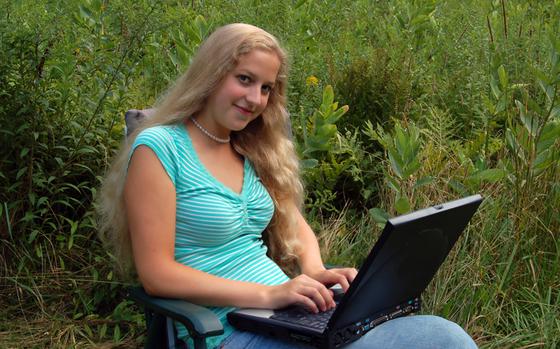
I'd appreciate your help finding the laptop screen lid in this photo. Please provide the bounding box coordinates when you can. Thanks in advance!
[327,194,483,330]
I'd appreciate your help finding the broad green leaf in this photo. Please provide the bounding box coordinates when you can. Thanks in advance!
[77,146,98,155]
[16,167,27,180]
[537,120,560,152]
[369,207,390,224]
[55,157,64,168]
[325,105,349,124]
[551,106,560,119]
[168,52,181,70]
[496,97,507,114]
[402,159,421,179]
[410,14,430,27]
[505,128,527,161]
[516,100,538,137]
[304,138,326,151]
[194,15,208,38]
[84,324,93,338]
[498,65,508,89]
[78,5,96,26]
[68,235,74,250]
[54,145,69,152]
[388,150,404,179]
[322,85,334,109]
[113,325,121,342]
[20,148,29,158]
[28,230,39,244]
[395,196,411,214]
[490,77,501,100]
[295,0,308,9]
[468,168,507,182]
[386,176,400,193]
[70,220,78,235]
[482,95,496,115]
[543,83,555,104]
[394,124,407,154]
[316,124,337,139]
[99,323,107,339]
[414,176,434,189]
[37,197,48,208]
[532,149,553,174]
[300,158,318,169]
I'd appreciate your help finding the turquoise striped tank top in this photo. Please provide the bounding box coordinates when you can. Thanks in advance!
[131,124,289,347]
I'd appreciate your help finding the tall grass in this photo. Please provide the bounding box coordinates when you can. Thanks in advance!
[1,0,558,347]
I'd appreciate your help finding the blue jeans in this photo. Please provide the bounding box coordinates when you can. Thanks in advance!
[217,315,478,349]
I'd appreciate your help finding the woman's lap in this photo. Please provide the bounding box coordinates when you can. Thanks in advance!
[218,315,478,349]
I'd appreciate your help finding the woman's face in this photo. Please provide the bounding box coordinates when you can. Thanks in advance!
[198,49,281,135]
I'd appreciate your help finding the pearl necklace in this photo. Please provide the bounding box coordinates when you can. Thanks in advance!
[190,117,231,144]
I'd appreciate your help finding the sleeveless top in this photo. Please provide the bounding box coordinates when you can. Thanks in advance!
[131,124,290,347]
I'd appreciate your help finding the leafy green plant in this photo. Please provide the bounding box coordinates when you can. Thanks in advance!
[364,120,432,216]
[300,85,349,161]
[297,85,384,215]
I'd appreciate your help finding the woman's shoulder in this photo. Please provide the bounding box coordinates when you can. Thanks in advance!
[137,124,183,139]
[130,124,186,183]
[135,123,188,147]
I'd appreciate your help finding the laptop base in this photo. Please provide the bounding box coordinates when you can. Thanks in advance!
[330,297,421,348]
[227,297,421,349]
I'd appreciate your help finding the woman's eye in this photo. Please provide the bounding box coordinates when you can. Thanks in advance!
[238,75,250,84]
[261,85,272,94]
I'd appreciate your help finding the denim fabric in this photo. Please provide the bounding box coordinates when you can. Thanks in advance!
[217,315,478,349]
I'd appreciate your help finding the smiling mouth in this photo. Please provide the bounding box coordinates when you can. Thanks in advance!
[235,105,253,115]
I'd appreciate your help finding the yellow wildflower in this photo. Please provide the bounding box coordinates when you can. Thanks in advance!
[306,75,319,87]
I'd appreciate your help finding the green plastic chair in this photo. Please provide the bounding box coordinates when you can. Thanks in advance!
[128,286,224,349]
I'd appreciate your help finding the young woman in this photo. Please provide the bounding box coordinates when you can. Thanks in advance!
[99,23,478,348]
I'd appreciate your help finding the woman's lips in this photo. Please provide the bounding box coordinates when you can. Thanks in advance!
[235,105,253,116]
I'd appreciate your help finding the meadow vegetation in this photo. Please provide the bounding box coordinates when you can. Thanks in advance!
[1,0,558,347]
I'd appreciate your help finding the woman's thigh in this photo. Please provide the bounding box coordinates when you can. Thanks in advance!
[219,315,477,349]
[348,315,478,349]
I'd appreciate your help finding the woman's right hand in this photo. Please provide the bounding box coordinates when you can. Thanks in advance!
[264,274,336,313]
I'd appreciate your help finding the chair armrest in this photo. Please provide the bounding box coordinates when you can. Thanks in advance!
[128,287,224,338]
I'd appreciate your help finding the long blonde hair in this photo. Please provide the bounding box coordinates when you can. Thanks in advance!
[98,23,304,278]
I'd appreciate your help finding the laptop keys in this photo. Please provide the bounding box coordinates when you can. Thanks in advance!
[271,307,336,331]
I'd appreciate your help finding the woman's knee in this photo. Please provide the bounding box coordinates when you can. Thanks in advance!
[354,315,477,349]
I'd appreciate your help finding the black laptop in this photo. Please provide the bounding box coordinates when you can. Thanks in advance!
[227,194,483,348]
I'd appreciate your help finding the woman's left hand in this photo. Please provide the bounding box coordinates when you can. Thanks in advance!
[305,267,358,292]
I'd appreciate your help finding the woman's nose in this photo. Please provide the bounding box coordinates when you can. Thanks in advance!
[245,85,261,105]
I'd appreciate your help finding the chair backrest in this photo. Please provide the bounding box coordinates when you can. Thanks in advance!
[125,108,155,136]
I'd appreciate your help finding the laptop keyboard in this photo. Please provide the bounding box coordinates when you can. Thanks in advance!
[271,306,336,331]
